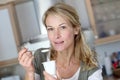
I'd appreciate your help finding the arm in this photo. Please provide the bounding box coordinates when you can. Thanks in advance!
[25,72,35,80]
[25,72,41,80]
[88,69,103,80]
[18,48,35,80]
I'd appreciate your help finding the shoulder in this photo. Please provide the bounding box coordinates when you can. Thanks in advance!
[88,69,103,80]
[88,67,100,76]
[79,66,102,80]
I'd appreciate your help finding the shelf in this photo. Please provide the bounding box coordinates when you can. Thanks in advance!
[91,0,118,6]
[96,18,120,25]
[0,58,18,68]
[86,0,120,45]
[95,34,120,45]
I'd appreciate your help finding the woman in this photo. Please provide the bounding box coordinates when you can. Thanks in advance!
[18,3,103,80]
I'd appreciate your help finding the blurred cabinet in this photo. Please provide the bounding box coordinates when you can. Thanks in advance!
[15,0,40,43]
[0,2,20,68]
[86,0,120,45]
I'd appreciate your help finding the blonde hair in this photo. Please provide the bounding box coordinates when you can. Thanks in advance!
[43,3,98,70]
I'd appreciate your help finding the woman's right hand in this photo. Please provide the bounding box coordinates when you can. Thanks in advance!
[18,48,35,73]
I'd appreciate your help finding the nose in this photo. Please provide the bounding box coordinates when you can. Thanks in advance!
[54,29,61,39]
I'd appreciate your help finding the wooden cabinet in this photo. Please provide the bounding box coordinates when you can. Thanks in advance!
[85,0,120,45]
[0,2,21,68]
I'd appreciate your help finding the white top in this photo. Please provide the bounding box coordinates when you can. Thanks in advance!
[62,67,103,80]
[35,52,103,80]
[35,68,103,80]
[62,67,80,80]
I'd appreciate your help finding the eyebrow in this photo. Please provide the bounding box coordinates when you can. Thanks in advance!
[46,25,52,28]
[46,23,66,28]
[59,23,66,26]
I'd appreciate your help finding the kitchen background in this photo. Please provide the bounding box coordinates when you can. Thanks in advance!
[0,0,120,80]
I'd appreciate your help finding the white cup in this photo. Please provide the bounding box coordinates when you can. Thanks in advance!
[42,60,56,76]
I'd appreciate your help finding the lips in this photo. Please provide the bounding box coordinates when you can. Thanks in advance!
[54,41,64,44]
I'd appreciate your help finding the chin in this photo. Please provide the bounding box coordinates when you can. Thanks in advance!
[54,47,65,52]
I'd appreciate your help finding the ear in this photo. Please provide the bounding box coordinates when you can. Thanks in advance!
[74,26,80,35]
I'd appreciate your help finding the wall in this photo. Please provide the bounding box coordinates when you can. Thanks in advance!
[64,0,91,29]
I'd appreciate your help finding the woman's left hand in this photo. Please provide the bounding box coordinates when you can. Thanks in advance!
[43,71,59,80]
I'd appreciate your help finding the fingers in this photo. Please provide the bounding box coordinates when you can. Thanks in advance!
[19,51,33,63]
[27,56,34,66]
[20,51,32,63]
[18,47,35,73]
[18,47,28,60]
[18,48,33,66]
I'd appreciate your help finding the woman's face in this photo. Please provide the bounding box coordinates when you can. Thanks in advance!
[45,14,78,51]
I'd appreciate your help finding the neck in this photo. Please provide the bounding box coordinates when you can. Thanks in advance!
[56,46,75,65]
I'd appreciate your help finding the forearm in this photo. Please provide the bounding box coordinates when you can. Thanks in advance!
[25,72,35,80]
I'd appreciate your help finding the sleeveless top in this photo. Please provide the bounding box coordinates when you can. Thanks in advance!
[33,48,99,80]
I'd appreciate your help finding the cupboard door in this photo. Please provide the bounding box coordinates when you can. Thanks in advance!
[0,3,20,67]
[86,0,120,45]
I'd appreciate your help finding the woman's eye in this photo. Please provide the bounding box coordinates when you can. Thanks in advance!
[61,26,66,29]
[47,28,54,31]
